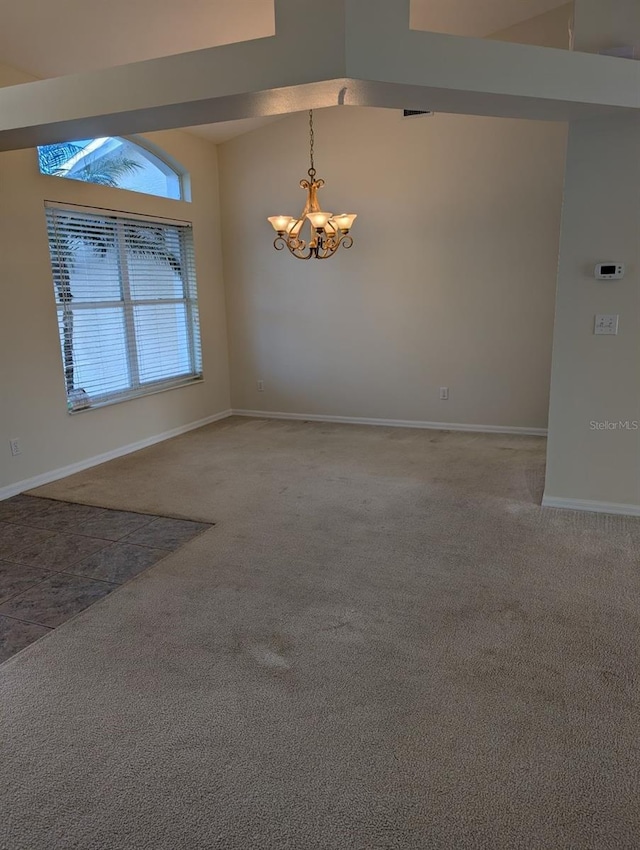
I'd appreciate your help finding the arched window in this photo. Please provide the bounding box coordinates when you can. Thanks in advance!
[37,136,187,201]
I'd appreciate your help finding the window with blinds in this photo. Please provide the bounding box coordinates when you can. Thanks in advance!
[45,203,202,412]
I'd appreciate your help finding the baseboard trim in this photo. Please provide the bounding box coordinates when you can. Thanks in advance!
[0,409,233,501]
[542,495,640,517]
[231,409,547,437]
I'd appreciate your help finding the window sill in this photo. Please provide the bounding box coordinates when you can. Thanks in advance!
[67,376,204,415]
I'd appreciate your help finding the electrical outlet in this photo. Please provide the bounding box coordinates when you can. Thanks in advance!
[257,380,265,392]
[439,387,449,401]
[9,438,22,457]
[594,315,619,335]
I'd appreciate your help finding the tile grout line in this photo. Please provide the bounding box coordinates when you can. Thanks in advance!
[0,611,54,630]
[0,575,54,610]
[1,512,189,569]
[0,553,168,610]
[0,570,122,630]
[0,496,171,543]
[0,516,158,544]
[0,571,113,618]
[0,543,188,629]
[2,540,174,572]
[2,514,212,565]
[5,539,114,571]
[0,543,182,647]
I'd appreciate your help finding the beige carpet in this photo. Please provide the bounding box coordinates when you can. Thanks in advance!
[2,416,639,849]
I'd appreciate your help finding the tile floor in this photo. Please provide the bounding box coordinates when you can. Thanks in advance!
[0,495,213,663]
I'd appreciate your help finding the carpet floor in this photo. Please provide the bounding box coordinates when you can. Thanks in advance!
[1,416,639,849]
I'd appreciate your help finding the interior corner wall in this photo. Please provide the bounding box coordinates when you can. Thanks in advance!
[489,3,574,49]
[0,63,230,494]
[572,0,640,54]
[219,106,567,429]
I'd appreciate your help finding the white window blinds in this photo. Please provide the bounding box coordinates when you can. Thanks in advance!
[45,203,202,412]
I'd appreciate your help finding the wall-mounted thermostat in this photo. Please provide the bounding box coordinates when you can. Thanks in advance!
[595,263,625,281]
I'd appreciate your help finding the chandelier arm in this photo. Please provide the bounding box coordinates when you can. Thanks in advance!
[315,234,354,258]
[275,235,305,254]
[276,228,353,259]
[324,232,340,249]
[316,248,338,260]
[288,230,308,252]
[288,243,315,260]
[314,237,338,259]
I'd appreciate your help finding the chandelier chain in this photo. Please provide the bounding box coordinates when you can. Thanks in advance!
[308,110,315,178]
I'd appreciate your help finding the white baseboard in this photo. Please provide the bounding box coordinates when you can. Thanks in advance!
[542,495,640,517]
[0,409,233,501]
[231,409,547,437]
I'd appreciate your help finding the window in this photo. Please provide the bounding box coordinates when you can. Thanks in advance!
[38,137,185,200]
[45,204,202,412]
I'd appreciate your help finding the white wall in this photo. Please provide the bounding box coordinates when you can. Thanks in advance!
[544,0,640,510]
[219,104,567,429]
[0,63,230,493]
[544,114,640,507]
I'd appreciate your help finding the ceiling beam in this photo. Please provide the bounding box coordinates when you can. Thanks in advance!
[347,0,640,111]
[0,0,347,150]
[0,0,638,151]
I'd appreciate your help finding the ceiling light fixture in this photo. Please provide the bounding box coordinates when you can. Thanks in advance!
[268,110,357,260]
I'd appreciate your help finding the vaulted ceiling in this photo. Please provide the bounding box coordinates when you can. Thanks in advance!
[0,0,569,78]
[0,0,570,143]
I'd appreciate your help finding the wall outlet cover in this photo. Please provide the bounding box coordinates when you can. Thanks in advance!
[594,315,619,335]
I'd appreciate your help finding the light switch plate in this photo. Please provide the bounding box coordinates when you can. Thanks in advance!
[594,315,619,335]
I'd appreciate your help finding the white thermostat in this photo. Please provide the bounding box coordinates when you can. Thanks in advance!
[595,263,625,281]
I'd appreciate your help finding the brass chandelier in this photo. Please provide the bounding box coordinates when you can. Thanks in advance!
[268,110,357,260]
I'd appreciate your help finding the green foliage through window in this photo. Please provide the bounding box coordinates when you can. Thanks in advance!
[38,137,184,200]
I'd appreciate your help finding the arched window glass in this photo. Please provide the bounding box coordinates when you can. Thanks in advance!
[37,137,186,201]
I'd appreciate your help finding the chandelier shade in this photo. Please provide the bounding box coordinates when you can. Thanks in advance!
[268,111,357,260]
[268,215,295,233]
